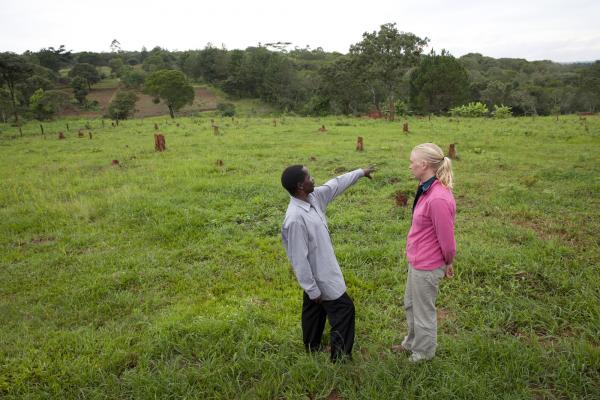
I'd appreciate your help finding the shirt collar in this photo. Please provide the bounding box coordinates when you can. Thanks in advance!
[420,176,437,193]
[290,196,312,212]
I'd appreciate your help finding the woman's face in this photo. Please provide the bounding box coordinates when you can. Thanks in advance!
[409,151,426,181]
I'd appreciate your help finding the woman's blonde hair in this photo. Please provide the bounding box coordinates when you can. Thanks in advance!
[412,143,454,189]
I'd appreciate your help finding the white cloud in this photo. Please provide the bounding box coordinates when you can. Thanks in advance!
[0,0,598,61]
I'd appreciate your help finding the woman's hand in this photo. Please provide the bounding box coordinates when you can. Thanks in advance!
[445,264,454,278]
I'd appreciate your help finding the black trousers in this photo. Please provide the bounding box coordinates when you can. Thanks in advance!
[302,291,355,361]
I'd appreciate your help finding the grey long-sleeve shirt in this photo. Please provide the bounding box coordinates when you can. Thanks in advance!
[281,169,365,300]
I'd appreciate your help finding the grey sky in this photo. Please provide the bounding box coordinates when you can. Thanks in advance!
[1,0,599,62]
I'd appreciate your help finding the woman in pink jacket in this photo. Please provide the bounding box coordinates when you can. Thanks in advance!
[396,143,456,362]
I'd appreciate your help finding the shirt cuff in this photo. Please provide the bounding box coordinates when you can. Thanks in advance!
[306,287,322,300]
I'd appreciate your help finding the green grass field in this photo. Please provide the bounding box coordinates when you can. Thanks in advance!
[1,115,599,399]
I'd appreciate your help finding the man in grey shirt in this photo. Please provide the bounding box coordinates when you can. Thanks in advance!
[281,164,374,361]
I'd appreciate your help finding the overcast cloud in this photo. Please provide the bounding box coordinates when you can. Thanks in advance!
[1,0,598,62]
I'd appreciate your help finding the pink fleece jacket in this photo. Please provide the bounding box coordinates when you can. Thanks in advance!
[406,180,456,270]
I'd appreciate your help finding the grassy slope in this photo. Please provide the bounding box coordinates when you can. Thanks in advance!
[0,116,599,399]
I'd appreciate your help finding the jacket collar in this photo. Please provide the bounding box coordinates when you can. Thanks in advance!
[420,176,437,193]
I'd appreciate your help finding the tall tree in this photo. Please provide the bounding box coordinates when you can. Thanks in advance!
[144,70,194,118]
[121,70,146,89]
[29,89,70,120]
[196,45,230,83]
[36,45,72,72]
[349,23,428,111]
[76,52,104,66]
[0,52,33,123]
[261,53,306,110]
[142,52,170,73]
[110,39,122,53]
[108,58,125,77]
[317,56,370,114]
[480,80,509,109]
[0,87,12,123]
[578,61,600,112]
[409,50,470,114]
[69,63,101,90]
[108,90,138,120]
[221,47,271,98]
[71,76,89,105]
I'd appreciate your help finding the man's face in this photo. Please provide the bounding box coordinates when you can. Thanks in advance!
[299,167,315,194]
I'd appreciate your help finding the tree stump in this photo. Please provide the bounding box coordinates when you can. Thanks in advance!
[58,132,65,140]
[154,134,166,152]
[216,159,224,167]
[154,123,159,130]
[403,122,409,134]
[111,160,120,166]
[356,136,364,151]
[212,125,220,135]
[448,144,457,159]
[387,103,395,121]
[78,129,85,138]
[395,191,408,207]
[318,125,327,132]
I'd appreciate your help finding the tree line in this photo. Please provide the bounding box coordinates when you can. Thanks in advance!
[1,23,599,123]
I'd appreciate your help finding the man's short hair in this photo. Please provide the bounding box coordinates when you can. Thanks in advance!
[281,165,306,196]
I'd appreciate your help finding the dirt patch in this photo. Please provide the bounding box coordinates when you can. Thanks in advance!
[310,391,342,400]
[57,87,218,118]
[30,236,55,245]
[58,88,116,118]
[14,236,56,247]
[455,193,476,208]
[327,391,342,400]
[134,87,218,118]
[512,219,578,244]
[394,191,409,207]
[437,308,451,321]
[529,383,568,400]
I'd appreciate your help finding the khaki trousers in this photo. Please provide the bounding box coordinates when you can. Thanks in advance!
[402,264,446,358]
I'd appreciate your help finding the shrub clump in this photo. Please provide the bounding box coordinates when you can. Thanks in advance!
[493,104,513,119]
[217,102,236,117]
[450,102,489,117]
